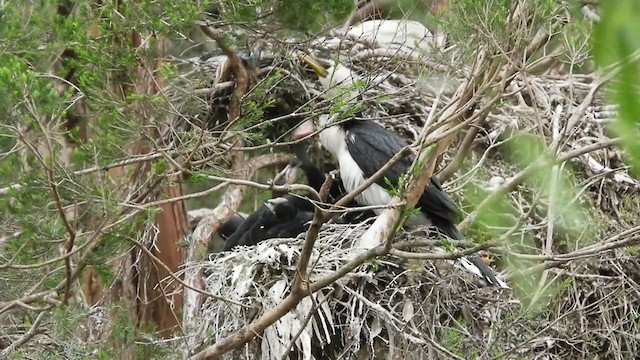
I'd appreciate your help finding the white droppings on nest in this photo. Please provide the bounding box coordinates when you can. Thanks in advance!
[188,220,511,359]
[488,176,506,192]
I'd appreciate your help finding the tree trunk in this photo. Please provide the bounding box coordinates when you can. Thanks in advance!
[53,0,187,348]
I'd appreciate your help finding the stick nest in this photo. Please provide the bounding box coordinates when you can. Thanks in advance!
[180,20,640,360]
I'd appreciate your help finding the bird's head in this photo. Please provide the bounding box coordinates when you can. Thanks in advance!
[264,197,296,219]
[273,158,302,187]
[291,115,338,142]
[296,54,359,153]
[298,54,358,99]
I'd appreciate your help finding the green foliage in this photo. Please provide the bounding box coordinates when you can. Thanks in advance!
[593,0,640,176]
[208,0,351,33]
[236,72,288,144]
[463,181,517,242]
[503,131,589,244]
[0,1,205,352]
[327,79,366,119]
[0,54,66,120]
[272,0,353,32]
[445,0,511,50]
[112,305,137,346]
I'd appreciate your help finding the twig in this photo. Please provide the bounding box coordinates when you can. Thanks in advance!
[489,292,611,360]
[390,242,496,260]
[184,23,252,355]
[17,125,77,304]
[437,126,480,182]
[0,311,48,356]
[529,103,564,307]
[459,138,621,230]
[123,154,292,209]
[293,172,335,292]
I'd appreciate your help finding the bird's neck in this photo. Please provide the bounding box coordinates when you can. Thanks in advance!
[318,125,347,158]
[321,73,359,101]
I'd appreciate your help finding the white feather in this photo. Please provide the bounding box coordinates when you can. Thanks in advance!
[318,122,391,212]
[318,116,432,228]
[346,20,442,54]
[319,63,360,100]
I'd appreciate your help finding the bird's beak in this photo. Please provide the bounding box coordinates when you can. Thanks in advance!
[299,54,329,78]
[292,119,315,140]
[264,197,288,214]
[273,159,301,186]
[264,200,276,213]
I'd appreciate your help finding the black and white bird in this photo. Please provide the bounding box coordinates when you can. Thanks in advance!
[288,137,378,224]
[296,55,508,288]
[222,140,376,251]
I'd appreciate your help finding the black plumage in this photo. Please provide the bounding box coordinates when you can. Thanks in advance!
[218,213,246,241]
[344,120,503,287]
[261,198,315,239]
[294,117,505,287]
[291,140,377,224]
[222,142,318,251]
[342,120,461,238]
[222,195,314,251]
[291,141,327,195]
[222,139,375,252]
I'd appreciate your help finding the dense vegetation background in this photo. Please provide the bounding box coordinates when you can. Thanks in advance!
[0,0,639,359]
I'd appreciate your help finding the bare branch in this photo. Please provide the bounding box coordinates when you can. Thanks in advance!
[0,311,48,356]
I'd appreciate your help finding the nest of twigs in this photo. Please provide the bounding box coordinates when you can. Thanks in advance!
[192,223,512,359]
[180,18,640,360]
[191,224,640,359]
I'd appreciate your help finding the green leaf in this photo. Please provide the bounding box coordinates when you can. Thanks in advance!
[593,0,640,176]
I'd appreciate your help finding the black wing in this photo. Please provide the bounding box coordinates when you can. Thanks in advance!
[344,120,460,235]
[344,121,504,287]
[265,211,313,239]
[222,206,271,251]
[420,175,462,238]
[223,195,315,251]
[344,120,415,190]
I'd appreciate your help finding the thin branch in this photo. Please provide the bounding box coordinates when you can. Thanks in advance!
[184,23,253,355]
[459,138,620,230]
[0,311,48,356]
[390,242,495,260]
[437,126,480,182]
[293,173,335,292]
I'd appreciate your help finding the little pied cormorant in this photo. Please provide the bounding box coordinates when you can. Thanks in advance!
[221,141,335,251]
[222,140,376,251]
[220,155,303,250]
[222,150,315,251]
[222,193,314,251]
[296,55,507,288]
